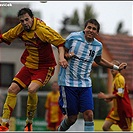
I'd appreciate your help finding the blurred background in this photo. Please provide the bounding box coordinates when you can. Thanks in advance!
[0,1,133,131]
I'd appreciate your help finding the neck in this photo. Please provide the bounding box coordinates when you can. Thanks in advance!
[85,36,94,43]
[86,38,94,43]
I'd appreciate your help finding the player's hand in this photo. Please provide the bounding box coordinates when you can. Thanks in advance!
[104,98,112,103]
[59,58,68,68]
[119,62,127,70]
[65,52,75,59]
[98,92,107,99]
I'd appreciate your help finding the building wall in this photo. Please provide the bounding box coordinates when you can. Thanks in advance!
[0,47,23,74]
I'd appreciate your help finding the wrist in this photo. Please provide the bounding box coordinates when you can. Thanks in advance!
[69,53,72,57]
[113,64,119,70]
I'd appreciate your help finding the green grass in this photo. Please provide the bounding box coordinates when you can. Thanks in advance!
[94,119,133,131]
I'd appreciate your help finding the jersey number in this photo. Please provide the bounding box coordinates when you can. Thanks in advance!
[89,50,95,57]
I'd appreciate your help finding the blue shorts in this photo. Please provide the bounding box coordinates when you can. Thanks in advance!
[58,86,94,116]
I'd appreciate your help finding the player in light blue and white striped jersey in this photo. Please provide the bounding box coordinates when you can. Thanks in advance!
[58,31,102,87]
[57,19,127,131]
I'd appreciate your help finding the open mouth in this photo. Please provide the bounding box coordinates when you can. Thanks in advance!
[88,33,93,37]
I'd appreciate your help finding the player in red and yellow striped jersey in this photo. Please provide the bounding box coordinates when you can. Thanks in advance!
[98,60,133,131]
[45,81,64,131]
[0,8,68,131]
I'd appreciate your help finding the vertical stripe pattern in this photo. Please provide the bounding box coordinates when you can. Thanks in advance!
[58,31,102,87]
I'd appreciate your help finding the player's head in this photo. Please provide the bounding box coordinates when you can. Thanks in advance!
[84,19,100,42]
[111,60,121,76]
[84,19,100,32]
[51,81,59,93]
[17,8,34,32]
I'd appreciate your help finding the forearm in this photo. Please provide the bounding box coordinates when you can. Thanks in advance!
[58,46,65,60]
[58,46,68,68]
[98,58,113,69]
[105,94,116,99]
[98,92,116,100]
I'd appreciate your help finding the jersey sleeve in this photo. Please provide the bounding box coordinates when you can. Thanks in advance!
[1,23,22,45]
[64,33,75,49]
[96,42,103,56]
[97,47,102,56]
[115,75,125,97]
[36,25,65,47]
[64,39,73,50]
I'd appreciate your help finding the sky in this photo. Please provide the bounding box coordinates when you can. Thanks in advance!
[29,1,133,36]
[1,1,132,36]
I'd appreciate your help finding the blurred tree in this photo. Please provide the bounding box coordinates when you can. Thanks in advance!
[83,5,97,26]
[60,16,71,34]
[116,21,128,35]
[60,4,97,34]
[70,9,80,26]
[62,16,71,26]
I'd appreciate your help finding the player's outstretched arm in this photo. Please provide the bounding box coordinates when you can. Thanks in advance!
[98,92,116,100]
[95,56,114,69]
[95,56,127,71]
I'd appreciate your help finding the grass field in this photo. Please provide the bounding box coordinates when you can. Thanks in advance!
[94,120,133,131]
[67,119,133,131]
[1,117,133,131]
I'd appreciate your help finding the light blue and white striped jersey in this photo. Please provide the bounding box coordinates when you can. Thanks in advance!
[58,31,103,87]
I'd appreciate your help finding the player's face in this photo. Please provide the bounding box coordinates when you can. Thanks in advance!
[111,69,118,77]
[52,83,59,92]
[84,23,98,42]
[19,13,33,32]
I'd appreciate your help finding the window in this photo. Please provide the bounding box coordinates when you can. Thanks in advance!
[0,63,14,87]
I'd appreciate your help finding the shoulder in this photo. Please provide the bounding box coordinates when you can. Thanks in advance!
[35,18,47,30]
[69,31,83,36]
[35,18,60,35]
[93,38,102,47]
[117,74,125,81]
[47,92,53,97]
[115,73,125,84]
[11,23,23,33]
[35,17,46,26]
[66,31,84,41]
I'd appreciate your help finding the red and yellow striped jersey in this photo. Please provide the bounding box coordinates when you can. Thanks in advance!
[1,17,65,69]
[45,91,63,123]
[110,73,133,120]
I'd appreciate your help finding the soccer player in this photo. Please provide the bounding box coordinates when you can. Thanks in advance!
[57,19,127,131]
[98,60,133,131]
[45,81,64,131]
[0,8,68,131]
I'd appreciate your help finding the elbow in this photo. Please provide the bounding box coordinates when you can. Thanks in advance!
[95,60,101,65]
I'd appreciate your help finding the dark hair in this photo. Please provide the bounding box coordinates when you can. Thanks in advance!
[84,18,100,33]
[17,8,34,18]
[112,60,120,66]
